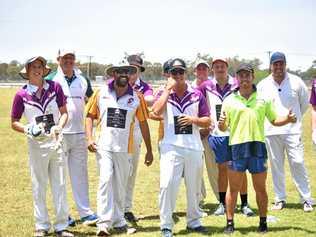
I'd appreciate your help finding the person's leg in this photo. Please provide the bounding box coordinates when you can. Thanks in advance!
[125,136,141,217]
[159,145,184,232]
[112,152,132,228]
[226,169,244,220]
[29,146,51,232]
[202,137,219,200]
[184,149,204,229]
[65,134,94,218]
[284,134,313,209]
[265,135,287,206]
[48,149,69,232]
[96,150,115,232]
[239,173,254,216]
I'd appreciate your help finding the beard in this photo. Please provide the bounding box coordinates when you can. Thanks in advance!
[116,75,129,87]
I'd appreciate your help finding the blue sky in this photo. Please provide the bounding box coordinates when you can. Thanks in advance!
[1,0,315,70]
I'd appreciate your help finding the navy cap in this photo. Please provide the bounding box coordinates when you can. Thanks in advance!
[127,54,145,72]
[270,52,286,64]
[162,59,173,73]
[169,58,186,71]
[236,63,254,74]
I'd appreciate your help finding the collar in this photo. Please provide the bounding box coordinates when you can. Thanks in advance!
[234,84,257,93]
[25,80,49,95]
[108,79,134,96]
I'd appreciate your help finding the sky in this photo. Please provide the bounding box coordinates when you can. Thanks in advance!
[1,0,316,70]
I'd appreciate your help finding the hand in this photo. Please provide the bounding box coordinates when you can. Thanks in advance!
[24,123,45,137]
[178,115,196,126]
[312,129,316,145]
[144,151,153,166]
[218,111,227,128]
[287,109,297,123]
[87,139,97,152]
[165,77,177,91]
[49,125,62,139]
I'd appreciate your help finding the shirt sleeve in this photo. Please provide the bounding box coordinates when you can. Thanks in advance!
[11,92,24,120]
[298,79,309,115]
[54,82,67,107]
[143,84,154,97]
[85,89,100,119]
[136,93,149,122]
[85,77,94,98]
[265,99,277,123]
[198,93,210,117]
[197,81,207,98]
[310,80,316,106]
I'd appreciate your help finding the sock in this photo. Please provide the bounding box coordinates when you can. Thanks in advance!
[219,192,226,205]
[260,217,267,225]
[240,193,248,207]
[227,219,234,226]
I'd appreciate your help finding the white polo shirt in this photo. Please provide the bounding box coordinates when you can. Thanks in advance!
[257,72,309,136]
[198,76,238,137]
[53,66,88,134]
[159,85,210,151]
[86,81,148,153]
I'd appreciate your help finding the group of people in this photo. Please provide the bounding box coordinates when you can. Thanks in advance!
[10,50,315,237]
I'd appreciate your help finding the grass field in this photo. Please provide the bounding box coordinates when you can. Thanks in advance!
[0,87,315,237]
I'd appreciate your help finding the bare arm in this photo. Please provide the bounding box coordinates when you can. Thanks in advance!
[85,115,97,152]
[58,105,68,128]
[11,119,25,133]
[177,115,211,128]
[271,109,297,126]
[139,120,154,166]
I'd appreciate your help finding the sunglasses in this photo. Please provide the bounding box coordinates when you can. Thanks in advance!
[171,69,185,75]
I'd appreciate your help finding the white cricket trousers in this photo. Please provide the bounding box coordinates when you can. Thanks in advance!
[201,137,219,201]
[28,143,69,232]
[125,135,142,212]
[63,134,93,218]
[265,134,313,203]
[159,144,204,230]
[96,150,132,229]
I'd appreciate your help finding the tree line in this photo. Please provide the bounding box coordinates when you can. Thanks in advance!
[1,56,315,83]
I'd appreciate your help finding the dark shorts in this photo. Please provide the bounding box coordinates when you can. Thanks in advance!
[228,141,268,174]
[208,136,231,164]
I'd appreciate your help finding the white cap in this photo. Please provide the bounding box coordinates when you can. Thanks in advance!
[58,49,75,58]
[194,59,210,69]
[211,57,228,67]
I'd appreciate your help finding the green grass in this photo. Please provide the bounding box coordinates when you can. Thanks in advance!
[0,88,315,237]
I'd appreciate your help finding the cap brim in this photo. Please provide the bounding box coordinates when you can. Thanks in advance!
[195,62,210,68]
[212,59,228,67]
[170,66,186,71]
[106,65,138,76]
[130,63,145,72]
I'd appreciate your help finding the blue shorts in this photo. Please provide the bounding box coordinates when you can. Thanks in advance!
[228,141,268,174]
[208,136,231,164]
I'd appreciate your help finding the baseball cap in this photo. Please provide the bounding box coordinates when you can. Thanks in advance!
[58,49,76,58]
[270,52,286,64]
[127,54,145,72]
[19,56,51,80]
[194,59,210,69]
[169,58,186,71]
[236,63,254,74]
[211,57,228,67]
[163,59,173,73]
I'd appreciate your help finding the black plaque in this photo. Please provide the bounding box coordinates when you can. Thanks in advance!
[174,116,193,135]
[215,104,222,121]
[107,108,127,129]
[35,114,55,133]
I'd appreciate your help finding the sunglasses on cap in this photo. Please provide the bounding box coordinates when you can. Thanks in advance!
[171,68,185,76]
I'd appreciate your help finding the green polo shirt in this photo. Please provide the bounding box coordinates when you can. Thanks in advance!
[222,88,277,145]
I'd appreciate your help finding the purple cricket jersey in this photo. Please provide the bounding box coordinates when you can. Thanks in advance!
[310,79,316,106]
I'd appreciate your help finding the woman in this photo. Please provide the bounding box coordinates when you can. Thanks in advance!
[11,56,73,237]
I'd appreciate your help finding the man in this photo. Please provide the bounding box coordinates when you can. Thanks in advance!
[152,58,211,237]
[123,54,154,222]
[198,58,254,216]
[257,52,313,212]
[219,63,296,234]
[192,59,219,206]
[50,50,98,226]
[310,77,316,147]
[85,63,153,236]
[11,56,73,237]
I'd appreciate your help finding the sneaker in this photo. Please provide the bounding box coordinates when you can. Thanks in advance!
[201,211,208,217]
[241,205,255,217]
[34,229,48,237]
[258,223,268,233]
[271,201,286,210]
[124,212,138,222]
[186,225,208,233]
[96,227,111,236]
[303,201,313,212]
[224,224,234,234]
[55,230,74,237]
[114,225,137,235]
[81,213,98,226]
[68,216,76,227]
[214,203,225,216]
[161,228,173,237]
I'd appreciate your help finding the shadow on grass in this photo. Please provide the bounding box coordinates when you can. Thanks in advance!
[176,225,316,235]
